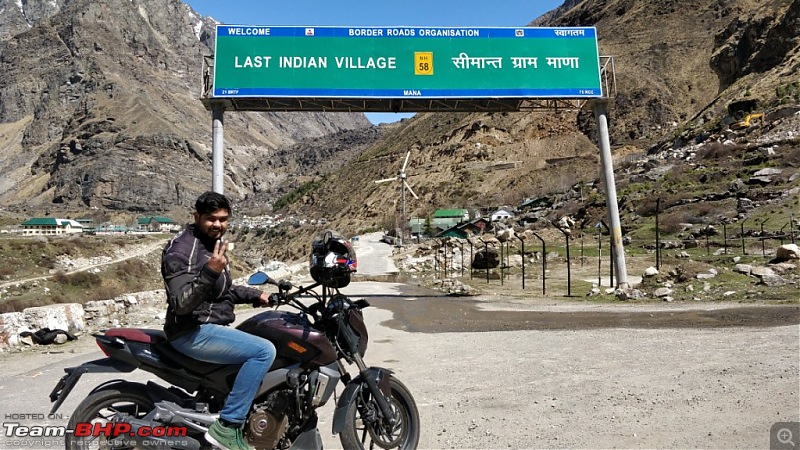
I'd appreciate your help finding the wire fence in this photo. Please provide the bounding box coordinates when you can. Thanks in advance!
[425,212,798,297]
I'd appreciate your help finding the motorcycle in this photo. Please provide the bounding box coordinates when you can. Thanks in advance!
[48,271,420,450]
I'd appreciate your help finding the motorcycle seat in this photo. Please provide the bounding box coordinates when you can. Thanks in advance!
[104,328,236,382]
[153,341,234,376]
[105,328,165,344]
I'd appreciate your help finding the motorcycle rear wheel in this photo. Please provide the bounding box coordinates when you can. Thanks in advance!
[65,382,154,450]
[339,376,420,450]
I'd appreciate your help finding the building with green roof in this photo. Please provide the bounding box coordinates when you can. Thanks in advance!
[433,209,469,220]
[21,218,84,236]
[430,209,470,233]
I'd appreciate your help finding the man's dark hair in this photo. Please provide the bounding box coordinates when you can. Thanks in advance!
[195,191,232,216]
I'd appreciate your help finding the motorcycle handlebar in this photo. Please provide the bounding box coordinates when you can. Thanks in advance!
[248,271,335,311]
[266,280,294,306]
[267,292,285,306]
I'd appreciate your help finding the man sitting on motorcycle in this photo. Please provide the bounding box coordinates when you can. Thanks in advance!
[161,191,276,450]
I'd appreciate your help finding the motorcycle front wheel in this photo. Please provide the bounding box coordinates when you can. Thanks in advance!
[65,382,155,450]
[339,376,420,450]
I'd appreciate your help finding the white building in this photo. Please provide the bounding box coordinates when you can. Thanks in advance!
[20,218,84,236]
[490,208,515,222]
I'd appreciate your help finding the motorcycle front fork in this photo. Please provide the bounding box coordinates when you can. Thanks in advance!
[340,351,396,427]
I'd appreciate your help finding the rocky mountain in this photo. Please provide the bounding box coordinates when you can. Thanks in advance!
[0,0,67,41]
[247,0,798,262]
[536,0,799,146]
[1,0,798,268]
[0,0,370,214]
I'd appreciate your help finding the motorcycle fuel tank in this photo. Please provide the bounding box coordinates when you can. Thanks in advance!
[237,311,336,368]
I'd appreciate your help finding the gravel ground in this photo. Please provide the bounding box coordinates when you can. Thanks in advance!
[1,231,797,449]
[0,280,796,450]
[313,281,800,450]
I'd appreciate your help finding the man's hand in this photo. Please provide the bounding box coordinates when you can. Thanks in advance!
[207,239,228,273]
[258,292,273,307]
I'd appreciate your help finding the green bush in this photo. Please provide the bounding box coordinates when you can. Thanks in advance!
[38,255,57,269]
[273,180,323,210]
[776,82,800,103]
[112,259,152,281]
[53,271,103,288]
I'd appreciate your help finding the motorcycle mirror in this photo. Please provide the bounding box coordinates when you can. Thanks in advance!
[247,271,269,285]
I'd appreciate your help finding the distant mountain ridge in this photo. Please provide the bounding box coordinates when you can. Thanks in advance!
[0,0,370,214]
[252,0,799,261]
[0,0,798,248]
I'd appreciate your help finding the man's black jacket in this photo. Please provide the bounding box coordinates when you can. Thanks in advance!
[161,224,261,339]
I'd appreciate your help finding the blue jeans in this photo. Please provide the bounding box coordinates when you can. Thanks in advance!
[170,323,276,424]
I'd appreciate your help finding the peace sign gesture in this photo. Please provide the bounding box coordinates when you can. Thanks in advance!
[207,239,228,273]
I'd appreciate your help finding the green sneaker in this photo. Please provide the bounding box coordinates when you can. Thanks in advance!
[205,419,254,450]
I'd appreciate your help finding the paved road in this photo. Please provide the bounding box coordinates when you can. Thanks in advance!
[351,231,399,276]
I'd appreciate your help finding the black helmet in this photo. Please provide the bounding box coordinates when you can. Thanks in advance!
[309,231,357,288]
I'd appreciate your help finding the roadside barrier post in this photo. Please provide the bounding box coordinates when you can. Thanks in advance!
[723,223,728,255]
[741,219,748,255]
[580,229,585,267]
[780,221,789,246]
[443,240,448,279]
[499,241,504,286]
[458,241,465,277]
[467,239,474,280]
[655,198,661,269]
[531,232,546,295]
[478,238,489,284]
[553,220,572,297]
[516,235,526,290]
[596,223,603,287]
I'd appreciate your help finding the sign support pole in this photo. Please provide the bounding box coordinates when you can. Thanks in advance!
[212,107,225,194]
[593,99,628,289]
[400,174,406,247]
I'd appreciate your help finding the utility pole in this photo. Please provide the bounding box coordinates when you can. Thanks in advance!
[212,108,225,194]
[400,170,407,246]
[593,99,628,289]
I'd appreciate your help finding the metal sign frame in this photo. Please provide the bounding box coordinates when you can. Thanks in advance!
[202,26,612,112]
[198,26,629,290]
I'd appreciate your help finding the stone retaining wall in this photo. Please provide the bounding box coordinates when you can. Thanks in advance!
[0,265,305,351]
[0,290,165,351]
